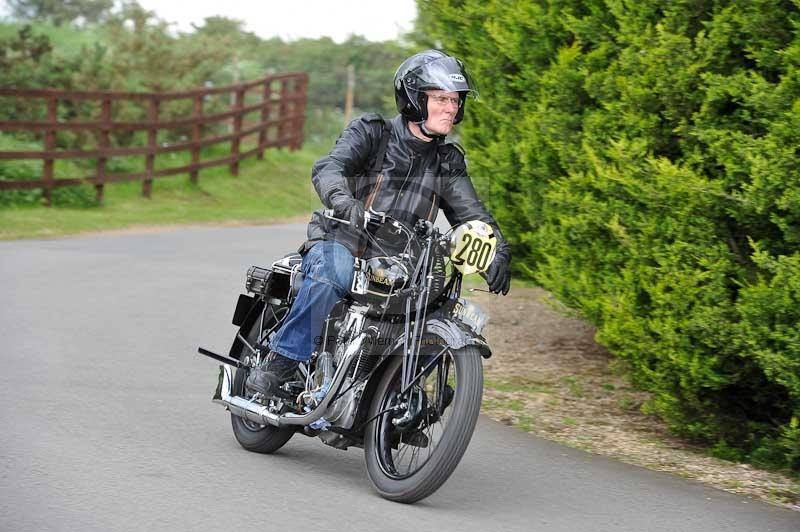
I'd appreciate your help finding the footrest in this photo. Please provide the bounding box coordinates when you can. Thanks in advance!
[198,347,246,369]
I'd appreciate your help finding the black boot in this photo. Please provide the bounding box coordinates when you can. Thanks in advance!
[245,351,300,397]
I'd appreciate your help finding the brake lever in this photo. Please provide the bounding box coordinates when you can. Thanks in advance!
[322,209,348,225]
[322,209,374,230]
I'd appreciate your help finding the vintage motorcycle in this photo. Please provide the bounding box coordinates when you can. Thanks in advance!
[198,208,498,503]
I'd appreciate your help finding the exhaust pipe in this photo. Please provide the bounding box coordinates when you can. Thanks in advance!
[212,341,362,428]
[213,364,284,426]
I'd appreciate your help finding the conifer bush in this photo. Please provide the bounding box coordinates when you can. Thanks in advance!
[418,0,800,469]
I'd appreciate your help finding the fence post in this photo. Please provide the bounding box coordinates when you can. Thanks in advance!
[278,79,290,148]
[230,87,245,176]
[257,79,271,160]
[343,64,355,126]
[1,76,309,201]
[144,97,159,198]
[190,94,203,183]
[292,75,307,151]
[96,98,111,204]
[43,97,57,207]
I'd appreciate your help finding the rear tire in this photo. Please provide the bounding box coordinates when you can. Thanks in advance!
[364,345,483,503]
[230,366,294,454]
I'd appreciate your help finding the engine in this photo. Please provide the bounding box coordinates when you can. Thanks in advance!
[316,305,403,430]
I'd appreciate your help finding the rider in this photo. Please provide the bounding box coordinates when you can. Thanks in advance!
[246,50,512,397]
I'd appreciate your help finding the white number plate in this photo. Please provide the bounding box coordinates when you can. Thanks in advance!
[450,220,497,275]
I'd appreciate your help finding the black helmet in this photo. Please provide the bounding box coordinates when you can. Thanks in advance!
[394,49,478,125]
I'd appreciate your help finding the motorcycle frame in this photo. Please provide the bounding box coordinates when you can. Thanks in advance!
[201,215,492,439]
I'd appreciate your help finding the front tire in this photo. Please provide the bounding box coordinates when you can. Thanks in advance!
[230,366,294,453]
[364,345,483,503]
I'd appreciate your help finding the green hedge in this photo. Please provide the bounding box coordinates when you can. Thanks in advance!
[418,0,800,470]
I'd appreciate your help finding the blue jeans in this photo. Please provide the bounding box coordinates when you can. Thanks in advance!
[268,241,355,362]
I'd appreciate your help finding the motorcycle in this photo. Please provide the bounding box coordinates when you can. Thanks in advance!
[198,208,499,503]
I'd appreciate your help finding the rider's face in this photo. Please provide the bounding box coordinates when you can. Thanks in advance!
[424,90,460,136]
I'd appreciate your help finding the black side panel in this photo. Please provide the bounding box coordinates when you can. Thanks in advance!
[229,298,265,359]
[232,294,256,326]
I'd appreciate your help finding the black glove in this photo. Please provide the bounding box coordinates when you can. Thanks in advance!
[485,251,511,295]
[331,196,365,233]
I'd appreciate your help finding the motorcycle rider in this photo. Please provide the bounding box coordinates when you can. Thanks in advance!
[246,50,512,397]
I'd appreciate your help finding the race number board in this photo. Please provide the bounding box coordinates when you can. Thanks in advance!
[450,220,497,275]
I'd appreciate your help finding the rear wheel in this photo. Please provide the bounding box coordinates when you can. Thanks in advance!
[230,365,295,453]
[364,345,483,503]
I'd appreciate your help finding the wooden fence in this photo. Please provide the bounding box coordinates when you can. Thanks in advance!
[0,73,308,205]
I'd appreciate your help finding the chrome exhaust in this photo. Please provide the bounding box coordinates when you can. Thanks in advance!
[212,341,363,428]
[213,364,283,426]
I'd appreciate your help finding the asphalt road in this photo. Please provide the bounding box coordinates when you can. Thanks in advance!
[1,223,797,532]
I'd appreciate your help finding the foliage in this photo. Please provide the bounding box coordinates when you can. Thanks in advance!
[225,34,408,119]
[0,4,411,206]
[0,6,410,118]
[0,134,44,206]
[0,143,323,239]
[7,0,114,26]
[417,0,800,471]
[0,134,96,207]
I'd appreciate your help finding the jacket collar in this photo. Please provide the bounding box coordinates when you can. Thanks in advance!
[391,114,440,156]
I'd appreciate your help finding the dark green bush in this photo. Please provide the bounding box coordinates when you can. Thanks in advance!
[0,134,96,208]
[418,0,800,470]
[0,153,42,207]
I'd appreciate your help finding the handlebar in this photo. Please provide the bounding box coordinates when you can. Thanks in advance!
[322,208,351,226]
[322,207,436,242]
[322,208,388,229]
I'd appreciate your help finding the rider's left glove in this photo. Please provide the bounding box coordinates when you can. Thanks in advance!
[485,251,511,295]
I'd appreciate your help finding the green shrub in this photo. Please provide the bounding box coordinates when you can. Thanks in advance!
[0,135,42,206]
[418,0,800,470]
[0,134,96,208]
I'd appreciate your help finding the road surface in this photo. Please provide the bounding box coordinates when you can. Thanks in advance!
[1,224,797,531]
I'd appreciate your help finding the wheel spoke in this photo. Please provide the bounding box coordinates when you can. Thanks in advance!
[409,437,420,475]
[375,348,462,480]
[425,397,433,461]
[395,432,411,473]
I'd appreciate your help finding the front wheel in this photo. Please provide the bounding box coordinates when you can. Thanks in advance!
[230,366,295,453]
[364,345,483,503]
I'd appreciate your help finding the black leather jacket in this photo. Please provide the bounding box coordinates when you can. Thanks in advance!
[301,113,510,262]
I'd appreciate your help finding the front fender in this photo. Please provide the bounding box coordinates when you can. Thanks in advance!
[424,318,492,359]
[376,317,493,360]
[354,317,491,436]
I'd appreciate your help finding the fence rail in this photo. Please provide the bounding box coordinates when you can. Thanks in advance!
[0,73,308,205]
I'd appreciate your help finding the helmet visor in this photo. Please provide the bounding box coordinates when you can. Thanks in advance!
[409,56,479,97]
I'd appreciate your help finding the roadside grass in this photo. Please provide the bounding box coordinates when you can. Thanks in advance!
[0,143,325,240]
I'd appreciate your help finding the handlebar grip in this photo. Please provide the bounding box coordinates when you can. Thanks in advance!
[322,209,350,226]
[322,208,375,228]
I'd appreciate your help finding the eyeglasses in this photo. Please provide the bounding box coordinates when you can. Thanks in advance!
[428,94,462,108]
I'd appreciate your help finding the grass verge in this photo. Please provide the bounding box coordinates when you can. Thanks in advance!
[0,144,325,240]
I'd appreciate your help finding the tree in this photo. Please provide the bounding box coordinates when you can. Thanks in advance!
[7,0,114,26]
